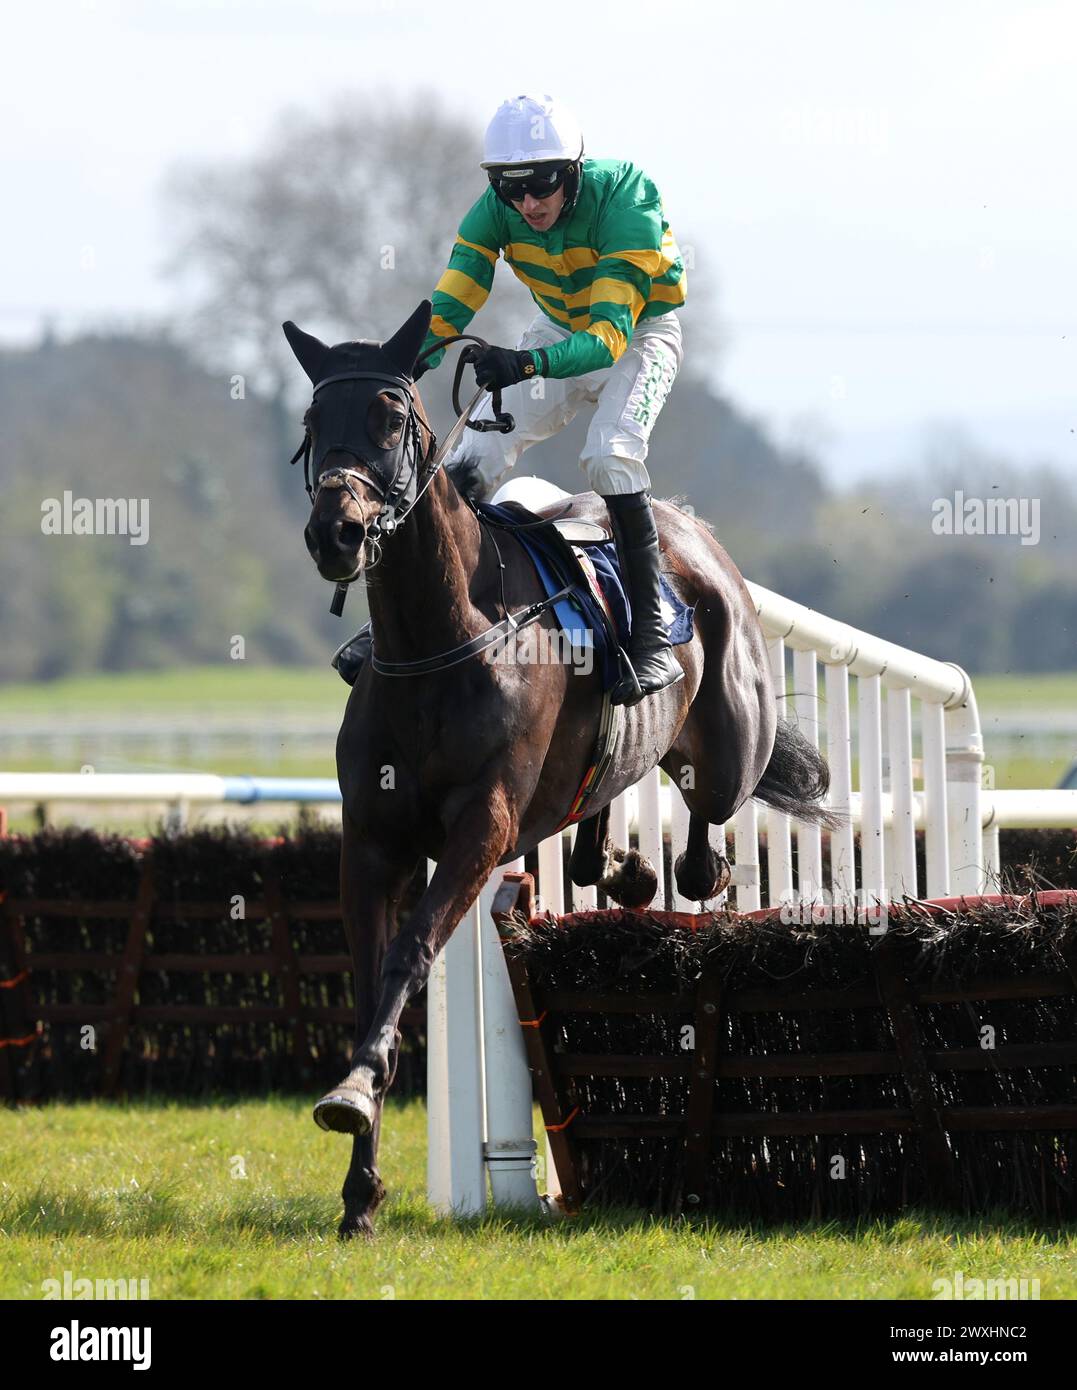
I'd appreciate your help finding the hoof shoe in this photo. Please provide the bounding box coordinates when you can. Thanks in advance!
[313,1087,375,1136]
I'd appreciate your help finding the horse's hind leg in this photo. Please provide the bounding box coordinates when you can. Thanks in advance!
[658,587,775,907]
[673,812,731,903]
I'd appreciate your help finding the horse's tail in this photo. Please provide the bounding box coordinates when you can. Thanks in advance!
[753,717,845,831]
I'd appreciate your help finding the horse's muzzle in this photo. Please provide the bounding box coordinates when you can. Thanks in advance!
[305,515,368,581]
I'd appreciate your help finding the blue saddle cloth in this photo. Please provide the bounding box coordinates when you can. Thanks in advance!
[477,502,695,692]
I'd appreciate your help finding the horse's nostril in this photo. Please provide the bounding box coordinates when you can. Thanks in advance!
[336,519,366,551]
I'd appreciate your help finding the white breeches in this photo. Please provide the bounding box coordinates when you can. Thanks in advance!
[447,310,683,498]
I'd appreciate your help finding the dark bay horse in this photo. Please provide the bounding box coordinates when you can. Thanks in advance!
[283,301,834,1237]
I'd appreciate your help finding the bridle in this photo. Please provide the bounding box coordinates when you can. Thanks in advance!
[291,367,430,548]
[291,333,565,616]
[291,335,517,536]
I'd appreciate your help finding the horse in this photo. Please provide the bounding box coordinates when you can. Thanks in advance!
[283,300,835,1237]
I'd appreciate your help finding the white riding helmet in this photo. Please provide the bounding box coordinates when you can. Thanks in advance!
[480,94,584,168]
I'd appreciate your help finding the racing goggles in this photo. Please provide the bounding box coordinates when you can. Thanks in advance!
[489,163,570,203]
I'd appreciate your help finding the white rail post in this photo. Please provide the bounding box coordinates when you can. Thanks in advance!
[858,674,887,906]
[536,831,565,916]
[943,673,985,895]
[637,769,665,908]
[983,820,1001,889]
[426,861,486,1216]
[886,687,918,899]
[713,821,730,909]
[824,662,855,905]
[479,860,540,1210]
[732,801,761,912]
[533,829,569,1203]
[792,648,822,903]
[766,637,793,909]
[610,791,630,859]
[670,782,694,912]
[921,700,950,897]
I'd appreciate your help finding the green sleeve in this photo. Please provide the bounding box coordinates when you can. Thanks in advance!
[419,190,504,371]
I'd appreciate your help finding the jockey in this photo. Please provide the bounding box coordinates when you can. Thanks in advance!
[333,93,688,706]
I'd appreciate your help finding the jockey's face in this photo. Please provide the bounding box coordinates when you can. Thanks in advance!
[513,185,566,232]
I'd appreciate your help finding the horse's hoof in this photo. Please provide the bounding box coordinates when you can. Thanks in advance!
[600,847,658,909]
[674,850,731,904]
[338,1214,376,1241]
[313,1085,375,1136]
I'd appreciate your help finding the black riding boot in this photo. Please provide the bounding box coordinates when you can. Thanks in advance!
[331,622,372,686]
[604,490,685,707]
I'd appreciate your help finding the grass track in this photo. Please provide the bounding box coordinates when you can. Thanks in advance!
[2,1099,1074,1301]
[2,666,1075,717]
[0,665,347,717]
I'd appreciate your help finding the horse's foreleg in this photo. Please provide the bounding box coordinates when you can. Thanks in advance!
[314,814,417,1239]
[345,788,517,1142]
[568,805,611,887]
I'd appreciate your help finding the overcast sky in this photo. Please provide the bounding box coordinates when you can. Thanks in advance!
[4,0,1074,484]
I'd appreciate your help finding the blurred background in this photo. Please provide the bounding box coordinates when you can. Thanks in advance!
[1,0,1075,814]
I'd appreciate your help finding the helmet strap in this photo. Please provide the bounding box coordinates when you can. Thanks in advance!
[558,152,584,220]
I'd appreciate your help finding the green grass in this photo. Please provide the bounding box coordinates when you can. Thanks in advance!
[973,673,1077,714]
[0,665,346,718]
[3,665,1075,720]
[2,1099,1074,1300]
[985,756,1071,791]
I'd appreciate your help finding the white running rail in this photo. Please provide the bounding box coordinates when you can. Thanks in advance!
[425,581,1077,1215]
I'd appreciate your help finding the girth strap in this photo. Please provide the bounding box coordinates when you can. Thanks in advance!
[551,691,621,833]
[370,586,574,677]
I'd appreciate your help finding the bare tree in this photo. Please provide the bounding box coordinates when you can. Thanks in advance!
[162,89,533,486]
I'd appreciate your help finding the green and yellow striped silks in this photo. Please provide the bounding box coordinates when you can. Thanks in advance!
[420,159,687,380]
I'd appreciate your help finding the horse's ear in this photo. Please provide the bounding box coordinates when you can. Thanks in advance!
[382,300,432,377]
[282,321,330,384]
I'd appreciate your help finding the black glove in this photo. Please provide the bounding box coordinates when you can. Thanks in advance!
[472,345,544,390]
[412,357,431,382]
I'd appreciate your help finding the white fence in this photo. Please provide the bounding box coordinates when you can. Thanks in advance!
[425,579,1077,1215]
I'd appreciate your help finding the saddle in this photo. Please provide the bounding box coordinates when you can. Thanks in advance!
[549,517,611,545]
[475,498,631,692]
[476,493,694,686]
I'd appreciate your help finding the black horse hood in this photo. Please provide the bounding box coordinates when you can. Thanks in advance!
[282,302,432,497]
